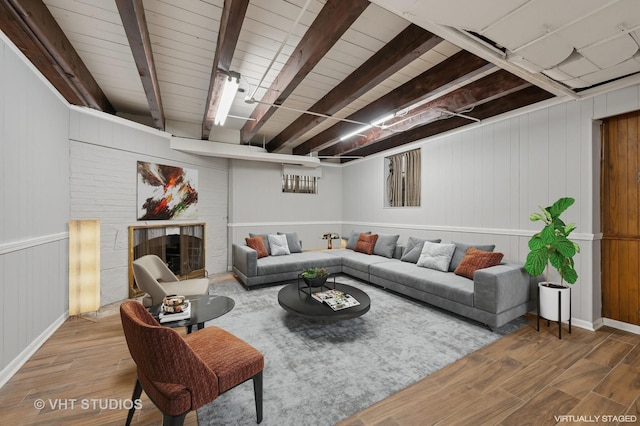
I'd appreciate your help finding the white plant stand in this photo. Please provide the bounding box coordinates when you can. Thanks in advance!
[537,283,572,339]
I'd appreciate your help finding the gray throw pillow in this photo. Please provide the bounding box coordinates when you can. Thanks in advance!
[400,237,442,263]
[346,231,370,250]
[416,241,456,272]
[249,233,271,255]
[448,242,496,272]
[401,237,442,263]
[373,234,400,258]
[278,232,302,253]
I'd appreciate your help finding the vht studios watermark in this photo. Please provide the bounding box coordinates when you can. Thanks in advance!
[34,398,142,411]
[555,415,638,423]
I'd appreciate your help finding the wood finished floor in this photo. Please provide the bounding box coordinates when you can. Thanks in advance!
[1,279,639,425]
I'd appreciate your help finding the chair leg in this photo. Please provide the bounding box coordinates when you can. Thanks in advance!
[163,412,188,426]
[126,379,143,426]
[253,370,263,424]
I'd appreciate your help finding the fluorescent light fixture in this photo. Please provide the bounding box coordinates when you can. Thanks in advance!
[214,71,240,126]
[340,124,372,141]
[339,113,396,141]
[372,113,395,126]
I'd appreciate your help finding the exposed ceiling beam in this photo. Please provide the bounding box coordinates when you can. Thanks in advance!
[342,85,554,160]
[266,24,443,153]
[240,0,370,144]
[202,0,249,140]
[0,0,114,112]
[116,0,164,130]
[321,70,530,156]
[293,51,494,156]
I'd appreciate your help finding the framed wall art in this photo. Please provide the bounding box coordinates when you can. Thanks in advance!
[137,161,198,220]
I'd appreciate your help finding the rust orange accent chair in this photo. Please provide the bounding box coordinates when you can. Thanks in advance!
[120,300,264,425]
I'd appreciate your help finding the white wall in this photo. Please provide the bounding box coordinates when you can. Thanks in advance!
[69,110,230,305]
[0,36,70,380]
[228,160,343,259]
[342,83,640,329]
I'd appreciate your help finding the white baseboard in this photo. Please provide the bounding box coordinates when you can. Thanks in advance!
[0,311,69,388]
[602,318,640,335]
[570,318,598,331]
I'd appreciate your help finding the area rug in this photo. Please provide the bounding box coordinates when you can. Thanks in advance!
[197,276,525,425]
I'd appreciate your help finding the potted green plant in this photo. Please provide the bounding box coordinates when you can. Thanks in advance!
[524,197,580,324]
[301,267,329,287]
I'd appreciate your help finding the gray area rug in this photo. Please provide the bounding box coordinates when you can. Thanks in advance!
[197,276,525,425]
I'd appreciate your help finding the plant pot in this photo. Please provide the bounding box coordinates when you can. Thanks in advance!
[538,282,571,322]
[303,276,328,287]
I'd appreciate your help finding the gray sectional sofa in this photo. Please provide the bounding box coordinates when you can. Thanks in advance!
[232,232,538,329]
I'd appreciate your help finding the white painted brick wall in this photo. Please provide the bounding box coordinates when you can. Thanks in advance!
[69,110,229,305]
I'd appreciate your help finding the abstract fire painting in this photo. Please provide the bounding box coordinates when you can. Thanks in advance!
[137,161,198,220]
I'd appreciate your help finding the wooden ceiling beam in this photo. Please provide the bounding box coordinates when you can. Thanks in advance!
[266,24,443,153]
[321,70,530,156]
[293,51,494,156]
[0,0,113,112]
[341,85,554,160]
[116,0,164,130]
[240,0,370,144]
[202,0,249,140]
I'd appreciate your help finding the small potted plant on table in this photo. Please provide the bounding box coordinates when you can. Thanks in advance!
[301,267,329,287]
[524,197,580,338]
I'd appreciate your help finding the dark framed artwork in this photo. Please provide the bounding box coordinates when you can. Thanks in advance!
[137,161,198,220]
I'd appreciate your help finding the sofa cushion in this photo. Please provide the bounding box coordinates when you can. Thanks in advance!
[268,234,290,256]
[256,251,341,276]
[245,237,268,258]
[370,261,474,306]
[401,237,442,263]
[329,249,397,274]
[277,232,302,253]
[355,233,378,255]
[249,233,271,255]
[448,242,496,272]
[455,247,504,279]
[373,234,400,258]
[416,241,456,272]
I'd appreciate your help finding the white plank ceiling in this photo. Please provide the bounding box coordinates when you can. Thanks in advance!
[6,0,632,159]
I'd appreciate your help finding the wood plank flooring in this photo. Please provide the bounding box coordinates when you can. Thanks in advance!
[1,277,639,425]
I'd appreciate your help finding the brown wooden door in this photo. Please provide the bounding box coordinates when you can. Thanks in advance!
[601,110,640,325]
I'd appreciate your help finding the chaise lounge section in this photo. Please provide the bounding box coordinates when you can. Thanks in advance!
[232,231,538,329]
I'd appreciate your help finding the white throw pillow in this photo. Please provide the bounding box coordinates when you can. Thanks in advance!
[268,234,290,256]
[416,241,456,272]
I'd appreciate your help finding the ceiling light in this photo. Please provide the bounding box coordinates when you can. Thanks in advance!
[339,113,396,141]
[214,71,240,126]
[339,124,372,141]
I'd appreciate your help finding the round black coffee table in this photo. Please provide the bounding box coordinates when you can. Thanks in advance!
[278,282,370,321]
[148,294,235,333]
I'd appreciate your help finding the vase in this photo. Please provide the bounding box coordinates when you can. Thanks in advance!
[538,282,571,322]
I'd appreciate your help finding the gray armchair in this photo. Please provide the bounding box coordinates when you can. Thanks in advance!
[132,255,210,306]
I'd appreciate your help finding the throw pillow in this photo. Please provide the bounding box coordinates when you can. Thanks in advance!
[373,234,400,258]
[277,232,302,253]
[268,234,290,256]
[245,236,268,258]
[346,231,370,250]
[249,233,271,255]
[354,233,378,255]
[400,237,442,263]
[416,241,456,272]
[454,247,504,279]
[448,242,496,272]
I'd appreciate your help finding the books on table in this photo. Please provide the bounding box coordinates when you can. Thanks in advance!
[311,289,360,311]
